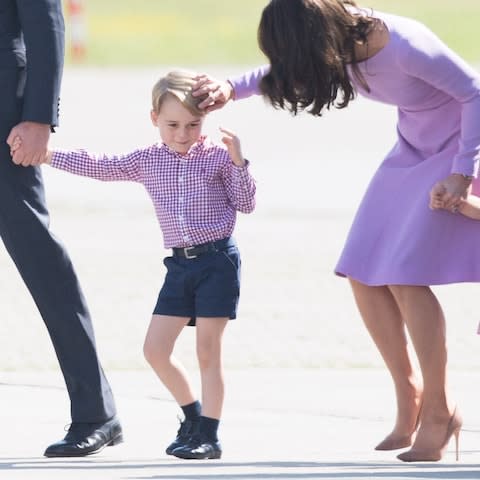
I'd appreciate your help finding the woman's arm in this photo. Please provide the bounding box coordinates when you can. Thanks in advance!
[399,23,480,209]
[193,65,270,112]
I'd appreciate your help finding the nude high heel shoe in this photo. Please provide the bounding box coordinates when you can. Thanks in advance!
[375,429,416,451]
[397,407,462,462]
[375,405,422,451]
[375,434,414,451]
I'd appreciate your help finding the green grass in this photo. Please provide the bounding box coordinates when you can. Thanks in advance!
[64,0,480,65]
[368,0,480,62]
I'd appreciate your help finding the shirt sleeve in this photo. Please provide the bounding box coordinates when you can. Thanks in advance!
[397,25,480,177]
[221,159,256,214]
[51,148,145,182]
[228,65,270,100]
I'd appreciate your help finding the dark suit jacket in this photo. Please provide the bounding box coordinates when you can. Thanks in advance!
[0,0,64,133]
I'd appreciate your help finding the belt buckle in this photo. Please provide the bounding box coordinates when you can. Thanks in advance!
[183,246,197,259]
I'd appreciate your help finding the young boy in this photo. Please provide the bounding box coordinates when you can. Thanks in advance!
[12,70,256,460]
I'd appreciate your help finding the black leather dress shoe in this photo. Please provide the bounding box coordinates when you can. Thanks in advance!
[44,417,123,457]
[166,418,198,455]
[172,434,222,460]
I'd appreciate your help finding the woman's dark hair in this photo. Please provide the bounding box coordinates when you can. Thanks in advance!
[258,0,374,116]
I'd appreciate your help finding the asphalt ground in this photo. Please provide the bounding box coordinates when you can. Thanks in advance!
[1,369,479,479]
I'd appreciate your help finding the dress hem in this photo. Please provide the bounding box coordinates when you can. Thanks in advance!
[334,269,480,287]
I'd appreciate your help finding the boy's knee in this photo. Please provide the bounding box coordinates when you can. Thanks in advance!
[143,338,160,365]
[196,344,220,370]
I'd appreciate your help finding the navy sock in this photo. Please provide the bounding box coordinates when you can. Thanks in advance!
[181,400,201,420]
[199,416,220,442]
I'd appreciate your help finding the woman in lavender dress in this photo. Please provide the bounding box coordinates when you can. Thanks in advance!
[193,0,480,462]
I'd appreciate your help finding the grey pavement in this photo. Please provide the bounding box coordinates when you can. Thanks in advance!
[1,368,479,479]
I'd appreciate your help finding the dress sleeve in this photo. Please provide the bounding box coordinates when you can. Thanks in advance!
[51,148,145,183]
[397,25,480,177]
[228,65,270,100]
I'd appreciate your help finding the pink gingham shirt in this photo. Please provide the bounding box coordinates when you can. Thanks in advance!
[51,136,256,248]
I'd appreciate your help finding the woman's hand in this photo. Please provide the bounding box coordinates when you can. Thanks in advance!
[429,173,472,213]
[192,74,234,113]
[220,127,245,167]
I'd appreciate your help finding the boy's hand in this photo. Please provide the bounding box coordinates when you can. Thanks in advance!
[193,74,234,113]
[220,127,245,167]
[9,135,22,157]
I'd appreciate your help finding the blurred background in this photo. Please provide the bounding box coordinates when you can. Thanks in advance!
[62,0,480,65]
[1,1,479,377]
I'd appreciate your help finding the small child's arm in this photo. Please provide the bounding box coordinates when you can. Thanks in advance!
[458,195,480,220]
[219,127,256,214]
[219,126,245,167]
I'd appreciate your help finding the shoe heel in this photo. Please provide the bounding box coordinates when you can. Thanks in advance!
[453,427,460,461]
[109,434,124,446]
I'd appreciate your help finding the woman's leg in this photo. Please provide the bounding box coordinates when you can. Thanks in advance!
[143,314,196,406]
[389,285,457,457]
[349,279,423,449]
[195,317,229,420]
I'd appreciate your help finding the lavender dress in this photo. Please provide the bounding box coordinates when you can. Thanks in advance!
[230,11,480,286]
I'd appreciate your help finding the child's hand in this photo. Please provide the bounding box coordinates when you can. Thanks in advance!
[429,182,447,210]
[430,177,471,213]
[219,127,245,167]
[9,135,22,157]
[430,173,471,213]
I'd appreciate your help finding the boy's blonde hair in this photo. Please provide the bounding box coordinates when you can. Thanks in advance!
[152,70,207,117]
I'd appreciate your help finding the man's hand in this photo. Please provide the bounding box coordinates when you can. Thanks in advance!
[6,121,50,167]
[192,74,234,113]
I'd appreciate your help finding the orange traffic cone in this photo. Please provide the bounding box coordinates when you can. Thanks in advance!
[67,0,87,61]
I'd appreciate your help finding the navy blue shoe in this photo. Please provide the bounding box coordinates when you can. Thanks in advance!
[172,433,222,460]
[165,418,198,455]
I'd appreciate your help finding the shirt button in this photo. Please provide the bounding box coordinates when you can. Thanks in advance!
[179,197,183,203]
[178,176,183,182]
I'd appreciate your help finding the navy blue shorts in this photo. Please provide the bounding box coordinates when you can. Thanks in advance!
[153,237,241,326]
